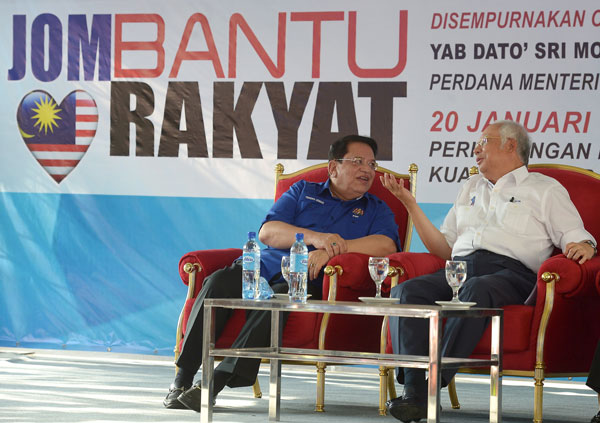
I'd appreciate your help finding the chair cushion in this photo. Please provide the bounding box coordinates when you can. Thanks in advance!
[473,305,534,354]
[214,310,247,348]
[282,312,322,349]
[210,311,322,350]
[381,304,535,356]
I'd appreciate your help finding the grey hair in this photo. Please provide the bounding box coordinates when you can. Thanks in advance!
[494,120,531,166]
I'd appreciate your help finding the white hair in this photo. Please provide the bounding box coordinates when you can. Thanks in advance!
[494,120,531,166]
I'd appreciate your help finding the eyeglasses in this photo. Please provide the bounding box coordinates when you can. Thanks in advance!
[336,157,378,170]
[475,135,502,148]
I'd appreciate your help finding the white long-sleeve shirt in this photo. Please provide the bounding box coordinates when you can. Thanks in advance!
[440,166,595,273]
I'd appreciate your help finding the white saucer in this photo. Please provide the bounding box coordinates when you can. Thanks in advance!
[272,293,288,300]
[358,296,399,304]
[273,293,312,300]
[435,300,476,309]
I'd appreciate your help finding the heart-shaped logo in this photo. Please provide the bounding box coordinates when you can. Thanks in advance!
[17,90,98,183]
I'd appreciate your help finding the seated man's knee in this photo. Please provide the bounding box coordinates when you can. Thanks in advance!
[391,279,423,304]
[203,266,240,298]
[391,282,409,299]
[202,275,221,297]
[460,278,491,305]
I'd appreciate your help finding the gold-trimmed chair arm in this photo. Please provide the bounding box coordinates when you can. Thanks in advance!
[324,265,343,302]
[533,271,557,423]
[174,263,201,362]
[318,264,344,350]
[378,266,402,415]
[541,271,559,283]
[315,264,344,412]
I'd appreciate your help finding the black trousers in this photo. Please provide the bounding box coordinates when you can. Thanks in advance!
[176,260,322,388]
[587,340,600,394]
[389,250,536,387]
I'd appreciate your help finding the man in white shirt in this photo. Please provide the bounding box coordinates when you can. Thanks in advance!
[381,120,597,423]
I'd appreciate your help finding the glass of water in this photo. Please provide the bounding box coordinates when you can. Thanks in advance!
[368,257,389,298]
[445,260,467,303]
[281,255,291,295]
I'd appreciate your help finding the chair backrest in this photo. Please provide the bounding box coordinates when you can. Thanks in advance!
[470,163,600,244]
[274,162,418,251]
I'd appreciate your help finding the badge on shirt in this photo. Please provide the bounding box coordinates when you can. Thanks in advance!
[352,207,364,218]
[305,195,324,204]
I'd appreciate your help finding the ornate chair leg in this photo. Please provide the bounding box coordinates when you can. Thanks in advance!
[379,366,389,415]
[252,378,262,398]
[448,377,460,409]
[533,364,545,423]
[315,362,326,412]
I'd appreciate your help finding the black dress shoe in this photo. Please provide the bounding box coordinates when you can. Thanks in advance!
[178,382,216,413]
[591,410,600,423]
[386,395,427,422]
[163,384,189,409]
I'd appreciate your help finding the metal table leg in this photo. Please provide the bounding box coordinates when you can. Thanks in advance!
[427,312,442,423]
[490,314,503,423]
[268,309,282,422]
[201,305,216,423]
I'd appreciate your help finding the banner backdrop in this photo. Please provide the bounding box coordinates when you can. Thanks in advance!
[1,0,599,354]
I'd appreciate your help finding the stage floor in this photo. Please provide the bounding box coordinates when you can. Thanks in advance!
[0,347,596,423]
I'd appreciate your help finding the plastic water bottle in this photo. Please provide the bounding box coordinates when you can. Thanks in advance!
[242,232,260,299]
[289,233,308,303]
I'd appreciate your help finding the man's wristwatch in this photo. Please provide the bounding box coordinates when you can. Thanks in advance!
[582,240,597,256]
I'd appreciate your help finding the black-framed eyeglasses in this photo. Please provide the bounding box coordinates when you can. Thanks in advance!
[336,157,378,171]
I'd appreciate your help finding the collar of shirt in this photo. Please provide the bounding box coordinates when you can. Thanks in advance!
[317,179,332,195]
[324,178,365,201]
[483,165,529,190]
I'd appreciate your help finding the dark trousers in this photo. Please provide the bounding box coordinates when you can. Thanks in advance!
[389,250,536,387]
[176,260,321,388]
[587,340,600,394]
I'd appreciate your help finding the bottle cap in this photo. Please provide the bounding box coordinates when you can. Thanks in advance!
[295,233,304,241]
[248,231,256,238]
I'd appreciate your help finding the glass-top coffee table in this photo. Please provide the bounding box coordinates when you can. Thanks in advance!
[200,298,503,423]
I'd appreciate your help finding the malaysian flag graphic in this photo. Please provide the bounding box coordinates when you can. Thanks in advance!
[17,90,98,183]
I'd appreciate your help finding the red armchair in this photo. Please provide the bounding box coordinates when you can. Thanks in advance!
[175,162,418,412]
[382,164,600,422]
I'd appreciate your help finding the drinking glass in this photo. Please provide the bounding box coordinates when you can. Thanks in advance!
[445,260,467,303]
[368,257,389,298]
[281,255,291,295]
